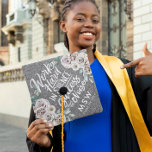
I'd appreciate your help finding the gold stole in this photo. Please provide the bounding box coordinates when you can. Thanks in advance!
[95,50,152,152]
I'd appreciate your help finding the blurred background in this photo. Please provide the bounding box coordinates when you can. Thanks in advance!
[0,0,152,151]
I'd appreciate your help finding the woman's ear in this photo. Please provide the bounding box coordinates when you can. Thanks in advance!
[60,21,67,33]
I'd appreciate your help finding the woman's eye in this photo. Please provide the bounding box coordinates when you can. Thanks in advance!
[76,18,85,22]
[92,19,99,24]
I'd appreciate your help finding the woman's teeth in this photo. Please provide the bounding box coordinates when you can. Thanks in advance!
[83,33,93,36]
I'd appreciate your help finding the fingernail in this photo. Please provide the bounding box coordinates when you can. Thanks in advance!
[120,65,124,69]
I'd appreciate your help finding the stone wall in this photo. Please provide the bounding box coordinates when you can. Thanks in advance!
[21,25,32,62]
[133,0,152,60]
[32,15,47,59]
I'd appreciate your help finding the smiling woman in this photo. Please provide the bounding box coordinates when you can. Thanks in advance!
[60,0,101,56]
[26,0,152,152]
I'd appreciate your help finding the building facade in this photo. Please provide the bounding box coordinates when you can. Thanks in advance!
[2,0,33,64]
[2,0,134,65]
[1,0,152,128]
[3,0,152,65]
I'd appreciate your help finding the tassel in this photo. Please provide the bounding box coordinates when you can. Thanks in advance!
[59,87,68,152]
[61,95,64,152]
[49,130,53,152]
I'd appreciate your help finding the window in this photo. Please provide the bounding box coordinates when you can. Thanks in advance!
[108,0,127,58]
[18,47,21,62]
[53,20,64,44]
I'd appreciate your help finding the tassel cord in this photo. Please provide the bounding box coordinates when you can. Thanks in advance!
[61,95,64,152]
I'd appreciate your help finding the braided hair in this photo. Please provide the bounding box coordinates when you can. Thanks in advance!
[61,0,99,50]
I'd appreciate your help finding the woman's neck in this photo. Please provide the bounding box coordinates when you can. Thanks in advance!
[86,47,95,65]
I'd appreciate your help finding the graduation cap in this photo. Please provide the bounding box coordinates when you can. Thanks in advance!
[22,49,103,151]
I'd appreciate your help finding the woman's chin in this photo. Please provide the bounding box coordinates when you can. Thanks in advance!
[79,43,94,50]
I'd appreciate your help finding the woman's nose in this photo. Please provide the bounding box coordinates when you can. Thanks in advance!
[84,19,93,28]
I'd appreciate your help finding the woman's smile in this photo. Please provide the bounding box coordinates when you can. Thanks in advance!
[80,31,96,41]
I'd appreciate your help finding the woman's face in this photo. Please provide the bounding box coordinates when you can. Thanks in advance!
[60,1,101,53]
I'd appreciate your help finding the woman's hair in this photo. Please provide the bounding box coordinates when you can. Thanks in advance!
[61,0,99,50]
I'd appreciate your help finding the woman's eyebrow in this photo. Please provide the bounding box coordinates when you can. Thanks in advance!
[75,13,86,16]
[75,12,99,17]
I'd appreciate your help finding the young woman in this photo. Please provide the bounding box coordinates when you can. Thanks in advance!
[26,0,152,152]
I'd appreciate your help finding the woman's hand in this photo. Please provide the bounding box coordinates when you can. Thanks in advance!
[121,43,152,77]
[27,118,54,147]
